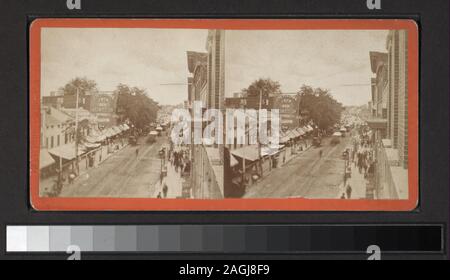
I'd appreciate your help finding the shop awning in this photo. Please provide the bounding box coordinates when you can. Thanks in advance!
[119,124,129,132]
[296,127,306,136]
[85,135,101,144]
[261,145,283,157]
[287,130,298,139]
[279,134,291,143]
[230,144,283,162]
[83,142,101,149]
[112,126,122,135]
[104,128,117,138]
[96,133,106,142]
[101,128,111,138]
[291,130,301,138]
[231,145,260,162]
[48,143,86,161]
[230,155,239,167]
[90,128,107,142]
[40,149,55,169]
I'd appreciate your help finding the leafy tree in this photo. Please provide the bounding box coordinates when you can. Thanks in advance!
[298,85,343,131]
[60,77,98,96]
[115,84,160,130]
[241,78,282,99]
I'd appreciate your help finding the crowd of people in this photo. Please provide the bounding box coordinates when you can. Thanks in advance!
[341,126,376,199]
[155,144,191,199]
[353,128,376,178]
[168,147,191,175]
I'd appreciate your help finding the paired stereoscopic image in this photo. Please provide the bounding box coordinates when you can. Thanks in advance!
[36,22,415,209]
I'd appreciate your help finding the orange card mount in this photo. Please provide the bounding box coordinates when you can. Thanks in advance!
[30,19,419,211]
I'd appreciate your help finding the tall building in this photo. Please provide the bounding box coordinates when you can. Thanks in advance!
[206,30,226,110]
[368,52,389,141]
[185,30,226,199]
[187,51,208,106]
[387,30,409,169]
[369,52,388,120]
[368,30,409,200]
[40,106,76,149]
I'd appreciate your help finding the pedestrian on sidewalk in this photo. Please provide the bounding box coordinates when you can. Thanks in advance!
[357,153,363,174]
[163,183,169,198]
[160,171,164,185]
[69,172,77,184]
[368,162,375,178]
[319,149,323,159]
[363,160,369,178]
[136,148,139,158]
[345,166,352,180]
[173,152,179,172]
[157,192,162,199]
[346,184,353,199]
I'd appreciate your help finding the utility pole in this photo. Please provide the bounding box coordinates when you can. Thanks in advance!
[258,89,263,177]
[74,87,80,175]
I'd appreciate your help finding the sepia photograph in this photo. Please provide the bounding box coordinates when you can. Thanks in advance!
[30,19,418,211]
[1,0,445,261]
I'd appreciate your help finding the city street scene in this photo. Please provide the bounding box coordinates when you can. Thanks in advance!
[38,27,411,202]
[221,29,410,200]
[39,28,205,199]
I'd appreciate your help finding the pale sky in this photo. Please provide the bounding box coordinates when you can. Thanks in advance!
[225,30,389,106]
[41,28,389,106]
[41,28,208,105]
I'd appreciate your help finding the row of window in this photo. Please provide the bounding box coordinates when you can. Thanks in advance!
[41,132,75,149]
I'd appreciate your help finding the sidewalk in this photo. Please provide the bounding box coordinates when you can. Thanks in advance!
[152,162,184,199]
[336,162,368,199]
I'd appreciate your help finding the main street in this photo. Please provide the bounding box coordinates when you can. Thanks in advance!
[244,135,353,199]
[60,135,169,198]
